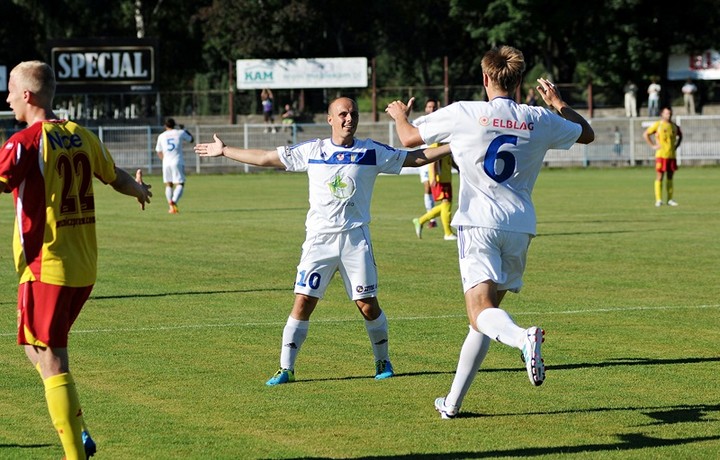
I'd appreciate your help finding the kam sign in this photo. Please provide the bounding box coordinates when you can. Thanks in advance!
[48,39,157,93]
[236,58,368,89]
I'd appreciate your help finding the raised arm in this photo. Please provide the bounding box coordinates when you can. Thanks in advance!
[110,168,152,210]
[403,143,452,167]
[385,99,424,148]
[194,133,284,168]
[536,78,595,145]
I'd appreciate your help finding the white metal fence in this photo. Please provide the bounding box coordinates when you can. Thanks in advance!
[3,115,719,172]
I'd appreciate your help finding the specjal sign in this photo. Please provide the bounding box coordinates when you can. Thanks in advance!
[48,39,157,93]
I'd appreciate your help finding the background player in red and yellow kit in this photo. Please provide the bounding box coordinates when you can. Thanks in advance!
[412,153,457,240]
[643,106,683,207]
[0,61,152,459]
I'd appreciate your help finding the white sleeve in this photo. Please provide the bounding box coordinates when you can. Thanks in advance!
[277,139,320,172]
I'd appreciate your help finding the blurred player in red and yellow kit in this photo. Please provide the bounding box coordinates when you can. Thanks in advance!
[412,152,456,240]
[0,61,151,459]
[643,106,683,207]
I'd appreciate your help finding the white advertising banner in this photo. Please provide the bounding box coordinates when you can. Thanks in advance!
[236,58,368,89]
[668,50,720,80]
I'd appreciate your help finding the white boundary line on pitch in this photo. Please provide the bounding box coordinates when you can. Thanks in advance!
[1,303,718,337]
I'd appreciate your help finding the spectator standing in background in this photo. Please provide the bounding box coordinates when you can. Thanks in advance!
[281,103,296,132]
[525,87,537,106]
[647,78,661,117]
[624,80,638,117]
[681,78,697,115]
[261,88,277,133]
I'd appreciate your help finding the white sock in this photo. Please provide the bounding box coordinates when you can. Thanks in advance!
[424,193,434,212]
[445,326,491,409]
[279,317,309,370]
[171,184,184,204]
[165,186,173,203]
[364,310,389,362]
[476,308,525,349]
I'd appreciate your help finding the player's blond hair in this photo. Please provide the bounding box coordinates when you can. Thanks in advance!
[481,46,526,94]
[10,61,56,105]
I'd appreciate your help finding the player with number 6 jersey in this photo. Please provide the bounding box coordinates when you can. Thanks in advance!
[386,45,594,419]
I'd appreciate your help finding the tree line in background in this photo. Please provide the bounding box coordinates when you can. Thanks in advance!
[2,0,719,116]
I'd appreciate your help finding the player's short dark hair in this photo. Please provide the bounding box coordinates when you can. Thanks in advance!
[164,118,176,128]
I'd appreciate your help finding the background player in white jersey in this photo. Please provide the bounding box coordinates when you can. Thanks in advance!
[195,97,451,386]
[416,98,440,228]
[156,118,193,213]
[386,45,594,418]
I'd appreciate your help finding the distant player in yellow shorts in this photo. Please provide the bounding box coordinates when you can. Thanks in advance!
[643,106,683,207]
[1,61,151,459]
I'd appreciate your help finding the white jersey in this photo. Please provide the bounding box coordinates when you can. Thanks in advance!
[156,129,193,165]
[278,138,408,233]
[415,97,581,235]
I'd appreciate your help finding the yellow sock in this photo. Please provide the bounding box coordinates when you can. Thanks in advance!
[654,180,662,202]
[418,203,442,226]
[44,373,86,460]
[440,201,453,236]
[36,363,89,432]
[666,179,674,200]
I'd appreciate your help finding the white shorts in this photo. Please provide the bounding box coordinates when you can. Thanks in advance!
[419,164,431,183]
[457,226,532,294]
[294,226,378,300]
[163,162,186,184]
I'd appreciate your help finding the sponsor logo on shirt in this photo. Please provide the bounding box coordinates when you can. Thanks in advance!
[327,174,356,201]
[56,216,96,228]
[479,117,534,131]
[47,131,83,150]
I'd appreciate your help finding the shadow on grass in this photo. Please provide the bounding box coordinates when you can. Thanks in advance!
[274,433,720,459]
[0,287,287,307]
[90,287,286,301]
[274,403,720,458]
[295,355,720,384]
[0,443,53,449]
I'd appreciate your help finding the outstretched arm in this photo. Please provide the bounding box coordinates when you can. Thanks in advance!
[385,99,424,148]
[194,133,284,168]
[536,78,595,145]
[110,168,152,210]
[403,143,452,167]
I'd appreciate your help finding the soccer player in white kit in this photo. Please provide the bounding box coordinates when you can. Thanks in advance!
[194,97,452,386]
[386,45,594,418]
[156,118,193,213]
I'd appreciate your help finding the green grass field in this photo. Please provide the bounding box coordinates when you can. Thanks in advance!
[0,166,719,459]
